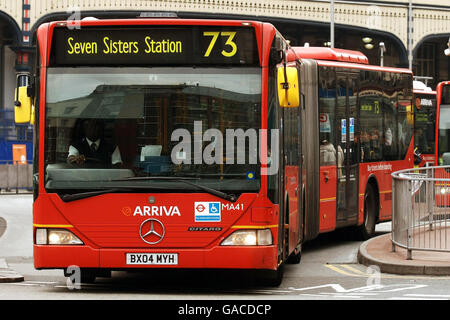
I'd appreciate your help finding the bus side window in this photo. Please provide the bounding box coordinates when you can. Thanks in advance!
[318,67,337,167]
[359,70,383,162]
[397,74,414,160]
[381,72,399,161]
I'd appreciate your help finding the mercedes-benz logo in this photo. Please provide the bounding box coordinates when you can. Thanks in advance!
[139,219,165,245]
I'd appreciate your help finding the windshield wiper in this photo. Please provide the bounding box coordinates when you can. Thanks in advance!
[113,176,238,202]
[174,173,249,177]
[59,185,162,202]
[60,188,132,202]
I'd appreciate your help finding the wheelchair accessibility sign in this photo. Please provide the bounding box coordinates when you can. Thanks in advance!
[194,202,221,222]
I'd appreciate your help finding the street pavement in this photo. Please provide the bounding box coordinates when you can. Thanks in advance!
[2,193,450,283]
[0,194,32,282]
[358,230,450,276]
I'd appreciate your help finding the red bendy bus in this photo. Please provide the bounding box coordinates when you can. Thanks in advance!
[289,47,414,240]
[413,85,436,167]
[14,18,414,286]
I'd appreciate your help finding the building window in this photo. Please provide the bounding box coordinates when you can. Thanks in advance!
[416,43,436,79]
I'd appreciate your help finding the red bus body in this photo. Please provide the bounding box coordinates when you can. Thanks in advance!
[290,47,414,237]
[34,19,283,273]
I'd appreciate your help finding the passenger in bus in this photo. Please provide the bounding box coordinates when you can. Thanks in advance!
[369,130,381,160]
[320,137,336,165]
[385,126,392,147]
[336,143,345,209]
[67,119,123,167]
[383,125,393,159]
[398,121,409,157]
[360,130,371,162]
[337,144,344,179]
[415,128,428,153]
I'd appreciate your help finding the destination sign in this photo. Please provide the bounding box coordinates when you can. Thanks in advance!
[51,26,259,66]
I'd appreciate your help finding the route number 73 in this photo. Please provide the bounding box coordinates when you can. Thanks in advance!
[203,31,237,57]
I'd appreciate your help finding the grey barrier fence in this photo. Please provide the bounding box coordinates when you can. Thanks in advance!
[392,165,450,259]
[0,164,33,192]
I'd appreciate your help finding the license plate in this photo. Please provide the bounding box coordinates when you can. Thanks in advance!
[126,253,178,265]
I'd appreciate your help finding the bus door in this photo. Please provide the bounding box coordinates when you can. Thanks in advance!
[279,66,302,260]
[336,74,359,223]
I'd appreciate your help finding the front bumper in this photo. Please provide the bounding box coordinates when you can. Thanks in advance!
[34,244,278,270]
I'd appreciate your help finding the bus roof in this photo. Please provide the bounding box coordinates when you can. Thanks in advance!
[413,89,436,95]
[290,47,369,65]
[314,59,413,74]
[47,18,265,28]
[287,46,412,75]
[413,80,434,93]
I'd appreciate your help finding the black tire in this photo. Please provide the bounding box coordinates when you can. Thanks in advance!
[286,249,301,264]
[263,264,284,287]
[64,267,97,285]
[79,268,97,283]
[357,183,377,240]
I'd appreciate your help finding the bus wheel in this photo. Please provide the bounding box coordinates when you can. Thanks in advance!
[286,248,301,264]
[80,269,97,283]
[357,183,377,240]
[264,264,284,287]
[64,267,97,285]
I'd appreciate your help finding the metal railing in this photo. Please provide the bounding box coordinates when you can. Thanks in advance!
[392,165,450,259]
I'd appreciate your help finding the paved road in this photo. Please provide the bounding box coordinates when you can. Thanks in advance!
[0,194,33,259]
[2,195,450,302]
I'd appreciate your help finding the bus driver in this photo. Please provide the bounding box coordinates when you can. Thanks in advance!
[67,119,123,167]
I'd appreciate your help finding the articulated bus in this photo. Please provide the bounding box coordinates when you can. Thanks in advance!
[413,84,436,167]
[289,47,414,241]
[14,18,414,286]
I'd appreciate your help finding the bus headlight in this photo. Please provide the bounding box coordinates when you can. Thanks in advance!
[440,187,450,195]
[35,228,83,245]
[220,229,272,246]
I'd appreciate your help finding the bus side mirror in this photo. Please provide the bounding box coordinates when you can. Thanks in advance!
[14,74,33,124]
[277,67,299,108]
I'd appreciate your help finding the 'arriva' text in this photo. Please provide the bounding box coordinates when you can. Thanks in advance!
[133,206,181,217]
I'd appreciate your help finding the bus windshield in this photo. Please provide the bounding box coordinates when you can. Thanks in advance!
[44,67,262,193]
